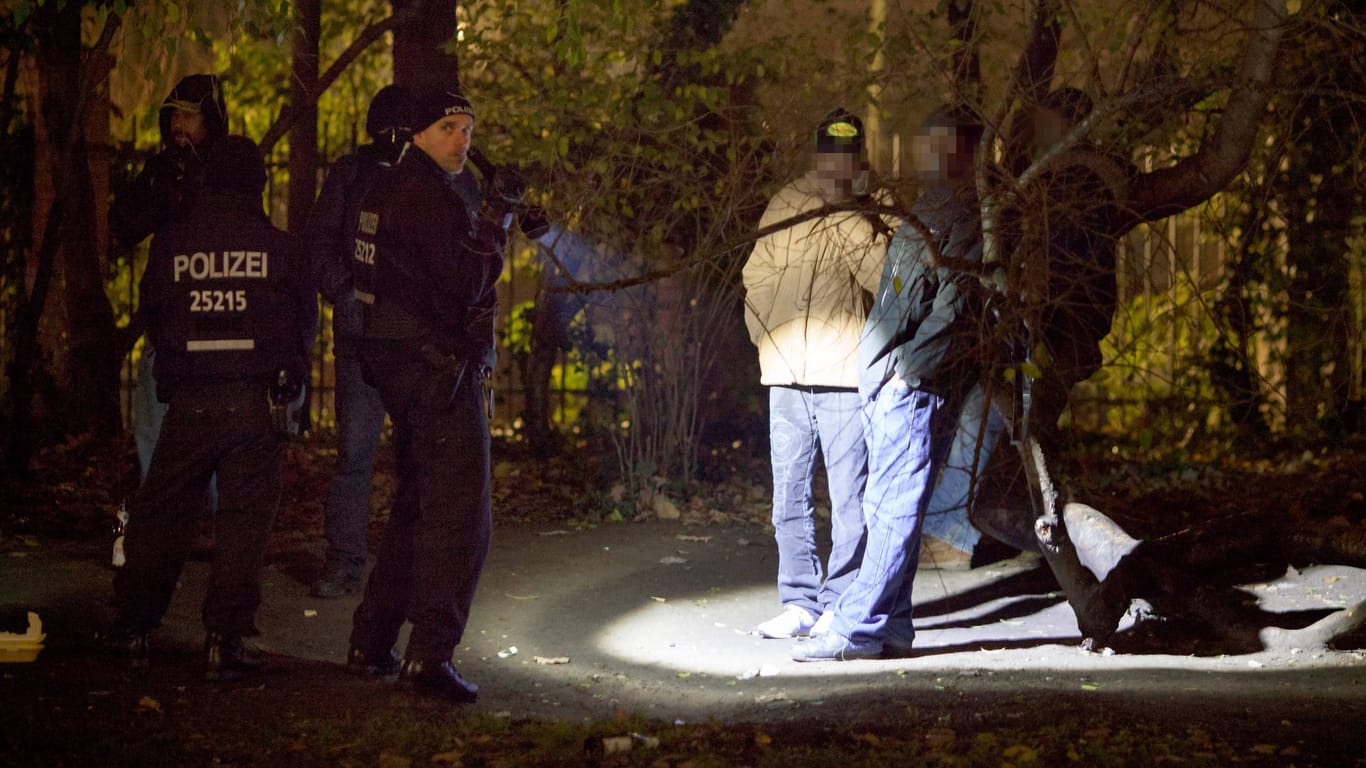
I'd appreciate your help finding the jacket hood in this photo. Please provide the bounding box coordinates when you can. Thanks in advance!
[158,74,228,151]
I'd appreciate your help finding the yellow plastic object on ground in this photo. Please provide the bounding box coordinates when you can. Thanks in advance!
[0,612,44,662]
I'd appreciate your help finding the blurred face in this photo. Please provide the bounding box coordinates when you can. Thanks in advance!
[169,109,208,149]
[813,149,859,200]
[413,114,475,173]
[911,125,972,183]
[1032,107,1070,156]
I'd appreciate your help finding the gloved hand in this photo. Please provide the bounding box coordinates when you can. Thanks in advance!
[518,205,551,240]
[268,368,307,437]
[489,165,527,206]
[465,298,500,372]
[269,367,304,404]
[484,166,527,230]
[980,264,1008,294]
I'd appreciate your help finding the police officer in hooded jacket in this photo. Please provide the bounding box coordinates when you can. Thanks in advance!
[345,87,508,704]
[110,135,317,682]
[305,85,416,600]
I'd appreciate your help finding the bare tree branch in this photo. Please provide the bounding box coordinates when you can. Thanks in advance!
[981,0,1061,268]
[1128,0,1289,225]
[259,7,421,155]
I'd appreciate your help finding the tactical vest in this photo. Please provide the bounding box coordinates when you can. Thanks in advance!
[149,193,304,392]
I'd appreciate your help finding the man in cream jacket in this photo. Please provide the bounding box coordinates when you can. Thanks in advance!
[743,109,888,639]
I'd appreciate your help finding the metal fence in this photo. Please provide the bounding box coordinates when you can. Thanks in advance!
[28,145,1366,441]
[110,149,583,435]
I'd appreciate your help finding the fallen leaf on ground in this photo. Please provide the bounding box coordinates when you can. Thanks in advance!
[1003,744,1038,761]
[925,727,956,750]
[137,696,161,713]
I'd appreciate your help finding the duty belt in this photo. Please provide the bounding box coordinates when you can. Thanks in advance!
[418,342,493,418]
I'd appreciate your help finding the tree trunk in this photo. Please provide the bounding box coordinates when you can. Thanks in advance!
[520,283,576,456]
[968,0,1296,645]
[287,0,322,233]
[391,0,461,92]
[6,3,120,473]
[947,0,982,104]
[1281,99,1357,441]
[1208,166,1275,445]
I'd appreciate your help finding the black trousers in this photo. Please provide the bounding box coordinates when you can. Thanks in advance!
[350,342,492,662]
[114,381,284,637]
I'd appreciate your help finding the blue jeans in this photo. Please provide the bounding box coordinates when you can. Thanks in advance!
[768,385,868,616]
[134,346,167,482]
[921,383,1006,552]
[829,381,943,648]
[321,338,387,577]
[135,344,218,509]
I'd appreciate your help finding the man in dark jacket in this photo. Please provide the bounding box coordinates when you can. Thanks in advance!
[109,136,317,681]
[110,73,229,481]
[307,86,406,598]
[345,87,507,703]
[919,87,1129,561]
[794,105,987,662]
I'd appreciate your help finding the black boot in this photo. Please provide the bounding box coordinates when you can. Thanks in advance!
[100,627,151,670]
[347,645,402,677]
[204,633,263,682]
[399,658,478,703]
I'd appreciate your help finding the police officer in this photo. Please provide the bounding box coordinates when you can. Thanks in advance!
[306,85,481,598]
[109,136,317,681]
[345,87,508,703]
[306,85,415,599]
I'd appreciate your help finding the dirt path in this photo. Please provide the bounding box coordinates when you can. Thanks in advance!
[4,520,1366,763]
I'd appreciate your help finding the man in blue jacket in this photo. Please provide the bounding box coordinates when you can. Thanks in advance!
[794,105,987,661]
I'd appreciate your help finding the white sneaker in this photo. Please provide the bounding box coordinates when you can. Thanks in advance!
[756,605,816,639]
[809,609,835,638]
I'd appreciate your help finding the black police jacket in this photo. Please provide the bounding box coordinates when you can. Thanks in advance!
[352,146,504,368]
[140,191,318,401]
[305,143,483,343]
